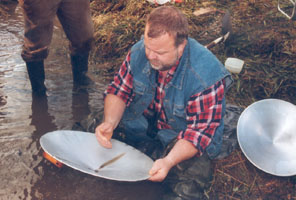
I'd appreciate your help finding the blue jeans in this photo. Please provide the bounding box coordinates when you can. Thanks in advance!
[121,115,179,147]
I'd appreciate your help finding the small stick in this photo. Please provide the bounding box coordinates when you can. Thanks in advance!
[217,169,249,187]
[95,153,125,172]
[224,160,246,168]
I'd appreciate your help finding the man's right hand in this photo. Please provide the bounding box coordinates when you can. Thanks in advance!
[95,122,114,148]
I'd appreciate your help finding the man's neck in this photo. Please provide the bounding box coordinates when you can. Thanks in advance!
[158,70,169,77]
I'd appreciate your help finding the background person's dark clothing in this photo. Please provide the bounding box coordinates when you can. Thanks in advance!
[19,0,94,62]
[19,0,94,95]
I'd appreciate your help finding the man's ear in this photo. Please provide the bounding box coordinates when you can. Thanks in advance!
[177,39,187,57]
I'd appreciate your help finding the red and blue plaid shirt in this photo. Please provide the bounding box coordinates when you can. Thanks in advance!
[106,52,225,155]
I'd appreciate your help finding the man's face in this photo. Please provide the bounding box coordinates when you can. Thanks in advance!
[144,25,186,71]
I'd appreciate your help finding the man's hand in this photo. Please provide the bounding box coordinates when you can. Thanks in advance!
[148,157,175,182]
[95,94,126,148]
[148,139,198,182]
[95,122,113,148]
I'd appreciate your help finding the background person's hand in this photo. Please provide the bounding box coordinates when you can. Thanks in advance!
[95,122,113,148]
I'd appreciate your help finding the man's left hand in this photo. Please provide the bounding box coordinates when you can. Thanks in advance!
[148,139,198,182]
[148,157,174,182]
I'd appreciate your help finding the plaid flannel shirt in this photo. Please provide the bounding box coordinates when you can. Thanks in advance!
[106,52,225,155]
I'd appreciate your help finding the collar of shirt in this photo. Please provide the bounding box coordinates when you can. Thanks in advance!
[157,60,180,85]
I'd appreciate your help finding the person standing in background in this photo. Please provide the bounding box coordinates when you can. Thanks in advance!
[19,0,94,96]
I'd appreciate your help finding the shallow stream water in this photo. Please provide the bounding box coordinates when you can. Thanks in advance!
[0,3,162,200]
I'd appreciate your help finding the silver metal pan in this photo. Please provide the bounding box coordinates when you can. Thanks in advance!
[40,130,154,181]
[237,99,296,176]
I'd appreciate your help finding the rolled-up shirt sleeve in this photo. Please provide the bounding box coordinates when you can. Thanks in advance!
[105,52,134,106]
[178,80,225,156]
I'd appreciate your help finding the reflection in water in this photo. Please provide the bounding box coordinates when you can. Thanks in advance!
[0,4,36,199]
[30,94,57,149]
[72,87,91,124]
[29,94,57,198]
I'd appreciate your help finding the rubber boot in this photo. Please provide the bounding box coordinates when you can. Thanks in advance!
[26,61,46,96]
[71,53,93,86]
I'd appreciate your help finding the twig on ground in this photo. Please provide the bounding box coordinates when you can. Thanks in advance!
[217,169,249,187]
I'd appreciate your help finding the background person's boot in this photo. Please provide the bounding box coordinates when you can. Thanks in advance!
[71,53,93,86]
[26,60,46,96]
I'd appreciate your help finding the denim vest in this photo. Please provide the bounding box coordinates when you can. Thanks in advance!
[122,38,233,159]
